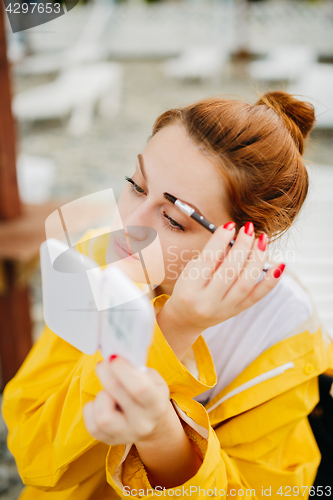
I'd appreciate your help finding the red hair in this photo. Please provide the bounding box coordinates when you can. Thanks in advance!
[152,91,315,240]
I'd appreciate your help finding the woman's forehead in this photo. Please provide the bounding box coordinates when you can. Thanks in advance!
[141,125,228,223]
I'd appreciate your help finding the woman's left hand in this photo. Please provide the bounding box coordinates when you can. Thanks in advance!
[83,356,170,446]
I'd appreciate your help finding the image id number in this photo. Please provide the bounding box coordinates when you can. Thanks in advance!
[6,3,61,14]
[277,485,332,496]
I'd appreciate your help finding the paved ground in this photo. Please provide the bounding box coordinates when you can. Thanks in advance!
[1,55,332,498]
[0,396,24,499]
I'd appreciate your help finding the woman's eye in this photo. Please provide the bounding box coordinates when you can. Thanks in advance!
[125,176,184,232]
[125,176,146,195]
[162,211,185,232]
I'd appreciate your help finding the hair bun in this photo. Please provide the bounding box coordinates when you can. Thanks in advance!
[256,91,315,155]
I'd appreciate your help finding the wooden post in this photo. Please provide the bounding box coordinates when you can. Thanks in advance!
[0,0,21,221]
[0,2,32,390]
[0,262,33,389]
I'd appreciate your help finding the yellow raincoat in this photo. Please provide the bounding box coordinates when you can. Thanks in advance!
[2,228,333,500]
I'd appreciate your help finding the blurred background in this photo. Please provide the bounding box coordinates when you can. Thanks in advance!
[1,0,333,496]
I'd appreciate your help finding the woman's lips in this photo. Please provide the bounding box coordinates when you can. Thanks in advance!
[113,238,140,261]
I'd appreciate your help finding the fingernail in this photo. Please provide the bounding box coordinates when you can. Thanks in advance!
[273,263,285,279]
[258,233,267,252]
[223,221,236,230]
[244,221,254,236]
[109,354,118,362]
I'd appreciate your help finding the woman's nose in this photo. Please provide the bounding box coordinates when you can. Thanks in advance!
[124,225,157,255]
[122,205,157,251]
[125,225,150,241]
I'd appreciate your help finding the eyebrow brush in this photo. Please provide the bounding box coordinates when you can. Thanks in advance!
[163,192,270,273]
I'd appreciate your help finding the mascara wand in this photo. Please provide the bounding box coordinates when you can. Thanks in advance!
[163,192,270,273]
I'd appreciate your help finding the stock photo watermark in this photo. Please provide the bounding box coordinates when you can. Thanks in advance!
[165,245,296,281]
[122,485,332,497]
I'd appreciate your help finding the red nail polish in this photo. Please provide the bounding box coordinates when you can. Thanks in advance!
[223,221,236,230]
[258,233,267,252]
[273,263,285,279]
[244,221,254,236]
[109,354,118,362]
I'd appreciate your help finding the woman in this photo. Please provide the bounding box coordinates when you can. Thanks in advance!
[3,91,333,499]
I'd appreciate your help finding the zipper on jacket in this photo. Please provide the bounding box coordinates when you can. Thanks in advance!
[207,361,295,414]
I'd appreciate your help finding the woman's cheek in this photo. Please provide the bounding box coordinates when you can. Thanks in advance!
[162,240,193,283]
[142,233,166,286]
[117,188,148,226]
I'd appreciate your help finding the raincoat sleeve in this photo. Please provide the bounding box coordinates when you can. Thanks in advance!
[105,394,227,498]
[105,303,228,498]
[1,322,109,491]
[104,320,230,499]
[103,295,226,498]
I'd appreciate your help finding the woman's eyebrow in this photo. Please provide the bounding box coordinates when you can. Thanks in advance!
[137,153,206,219]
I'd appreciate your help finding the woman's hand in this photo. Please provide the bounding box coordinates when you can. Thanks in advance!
[157,222,285,359]
[83,357,203,488]
[83,356,170,446]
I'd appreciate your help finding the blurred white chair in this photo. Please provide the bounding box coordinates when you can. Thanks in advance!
[7,34,27,64]
[16,2,114,76]
[16,43,109,76]
[247,45,317,82]
[163,46,229,82]
[13,62,123,136]
[288,64,333,129]
[17,154,56,204]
